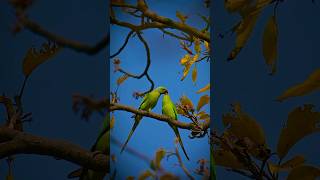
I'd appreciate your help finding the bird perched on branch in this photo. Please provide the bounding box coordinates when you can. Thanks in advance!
[121,86,168,153]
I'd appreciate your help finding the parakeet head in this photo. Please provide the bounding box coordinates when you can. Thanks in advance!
[155,86,168,94]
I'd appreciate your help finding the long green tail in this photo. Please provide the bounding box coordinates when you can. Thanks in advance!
[120,115,141,153]
[172,125,189,160]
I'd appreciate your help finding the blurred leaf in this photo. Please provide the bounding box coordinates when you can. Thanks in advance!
[223,103,266,146]
[126,176,135,180]
[262,15,278,75]
[22,42,61,76]
[154,148,166,170]
[180,95,194,111]
[228,12,260,60]
[269,155,305,174]
[277,69,320,102]
[176,11,188,24]
[138,170,153,180]
[192,65,197,83]
[214,149,245,169]
[0,96,15,118]
[224,0,252,13]
[287,165,320,180]
[193,53,199,62]
[160,173,179,180]
[197,111,210,120]
[117,74,129,85]
[204,41,210,52]
[194,38,201,54]
[6,174,14,180]
[110,114,115,129]
[196,83,210,94]
[197,95,210,112]
[277,104,320,159]
[210,146,217,180]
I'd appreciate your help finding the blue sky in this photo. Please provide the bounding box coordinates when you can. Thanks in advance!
[110,0,210,179]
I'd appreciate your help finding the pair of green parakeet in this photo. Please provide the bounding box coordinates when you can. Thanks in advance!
[121,86,189,160]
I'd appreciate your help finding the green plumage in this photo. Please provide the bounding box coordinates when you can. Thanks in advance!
[121,86,168,153]
[162,94,190,160]
[68,115,109,180]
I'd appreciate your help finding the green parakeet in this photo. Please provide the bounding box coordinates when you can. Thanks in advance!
[162,93,190,160]
[120,86,168,153]
[68,115,109,180]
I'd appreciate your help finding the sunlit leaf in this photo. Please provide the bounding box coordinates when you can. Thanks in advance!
[117,74,129,85]
[180,54,191,65]
[22,42,61,76]
[197,95,210,112]
[180,95,194,111]
[196,83,210,94]
[287,165,320,180]
[214,149,245,169]
[276,69,320,102]
[176,11,188,24]
[277,104,320,159]
[262,15,278,75]
[138,170,153,180]
[192,65,197,83]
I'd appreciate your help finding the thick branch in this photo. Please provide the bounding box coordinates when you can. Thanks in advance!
[0,126,108,171]
[111,1,210,42]
[20,16,108,55]
[109,103,210,131]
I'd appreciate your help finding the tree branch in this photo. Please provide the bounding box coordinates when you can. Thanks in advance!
[19,16,108,55]
[0,126,108,171]
[109,103,210,131]
[111,1,210,42]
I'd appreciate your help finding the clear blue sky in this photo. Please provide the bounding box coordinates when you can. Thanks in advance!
[110,0,210,179]
[213,1,320,179]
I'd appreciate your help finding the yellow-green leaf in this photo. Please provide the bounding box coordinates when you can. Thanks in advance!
[197,95,210,112]
[262,15,278,75]
[138,170,153,180]
[287,165,320,180]
[192,65,197,83]
[196,83,210,93]
[22,42,61,76]
[117,74,129,85]
[194,38,201,54]
[204,41,210,52]
[277,104,320,159]
[276,69,320,102]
